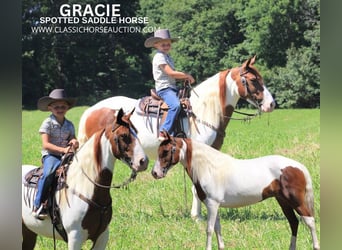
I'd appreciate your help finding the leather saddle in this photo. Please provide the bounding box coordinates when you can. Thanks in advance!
[138,89,168,117]
[24,152,74,191]
[23,152,74,242]
[138,88,191,117]
[137,88,192,138]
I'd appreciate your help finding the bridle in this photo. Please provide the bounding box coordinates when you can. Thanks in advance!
[239,67,265,109]
[159,140,178,176]
[112,122,139,167]
[77,123,139,190]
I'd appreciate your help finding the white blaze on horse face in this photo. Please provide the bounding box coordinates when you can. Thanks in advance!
[260,85,275,112]
[152,159,165,179]
[132,139,149,172]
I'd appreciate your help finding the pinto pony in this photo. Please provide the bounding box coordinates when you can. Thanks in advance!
[152,132,320,250]
[22,109,149,250]
[77,56,275,219]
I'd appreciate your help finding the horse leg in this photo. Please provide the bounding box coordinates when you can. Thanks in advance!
[301,216,320,250]
[294,202,320,249]
[91,228,109,250]
[292,191,320,249]
[67,229,86,250]
[205,200,220,250]
[276,198,299,250]
[22,221,37,250]
[191,185,204,221]
[279,167,319,250]
[214,213,224,250]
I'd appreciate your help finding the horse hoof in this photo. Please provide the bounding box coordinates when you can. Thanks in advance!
[191,215,205,222]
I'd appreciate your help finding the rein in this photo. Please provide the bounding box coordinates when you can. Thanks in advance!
[189,107,261,137]
[80,166,137,189]
[76,123,139,190]
[224,109,261,122]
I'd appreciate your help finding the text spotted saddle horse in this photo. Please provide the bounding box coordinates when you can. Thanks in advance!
[23,152,75,241]
[138,83,192,138]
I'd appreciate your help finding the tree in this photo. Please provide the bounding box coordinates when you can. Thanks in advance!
[22,0,320,108]
[270,0,320,108]
[22,0,150,108]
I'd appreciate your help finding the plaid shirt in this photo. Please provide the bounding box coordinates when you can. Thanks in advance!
[39,114,75,157]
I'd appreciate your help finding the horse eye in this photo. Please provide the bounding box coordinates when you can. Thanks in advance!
[251,79,264,91]
[162,150,169,157]
[251,79,257,84]
[120,134,131,143]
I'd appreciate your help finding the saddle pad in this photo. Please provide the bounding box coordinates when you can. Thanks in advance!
[136,96,168,116]
[24,167,43,188]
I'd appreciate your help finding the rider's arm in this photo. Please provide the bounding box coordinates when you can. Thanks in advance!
[41,133,69,155]
[160,64,195,83]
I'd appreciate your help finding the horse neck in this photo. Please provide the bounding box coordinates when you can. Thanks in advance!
[180,138,235,183]
[190,71,241,128]
[67,130,115,197]
[226,70,242,106]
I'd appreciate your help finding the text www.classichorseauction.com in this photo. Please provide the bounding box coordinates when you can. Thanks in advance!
[31,4,160,34]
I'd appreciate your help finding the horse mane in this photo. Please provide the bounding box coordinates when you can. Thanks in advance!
[93,128,106,174]
[65,128,106,198]
[189,139,235,184]
[190,73,225,126]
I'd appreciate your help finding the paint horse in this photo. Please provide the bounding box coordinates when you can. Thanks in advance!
[152,132,320,250]
[77,56,275,220]
[22,109,149,250]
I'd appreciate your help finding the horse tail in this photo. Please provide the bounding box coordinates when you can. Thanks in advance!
[303,167,315,217]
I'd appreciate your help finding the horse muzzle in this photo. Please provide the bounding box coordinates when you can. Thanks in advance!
[260,88,275,112]
[151,163,166,179]
[260,100,275,112]
[132,156,149,172]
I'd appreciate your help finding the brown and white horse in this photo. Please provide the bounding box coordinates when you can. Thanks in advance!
[22,109,148,250]
[77,56,275,219]
[152,132,320,250]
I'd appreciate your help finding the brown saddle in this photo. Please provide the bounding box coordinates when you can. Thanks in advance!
[138,89,168,117]
[137,89,192,137]
[24,152,74,191]
[138,89,191,116]
[23,153,74,242]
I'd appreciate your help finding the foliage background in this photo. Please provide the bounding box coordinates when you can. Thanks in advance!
[22,0,319,109]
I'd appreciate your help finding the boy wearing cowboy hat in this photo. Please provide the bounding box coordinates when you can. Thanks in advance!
[32,89,79,219]
[144,29,195,140]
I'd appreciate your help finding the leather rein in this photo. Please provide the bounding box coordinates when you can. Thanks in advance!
[72,124,139,190]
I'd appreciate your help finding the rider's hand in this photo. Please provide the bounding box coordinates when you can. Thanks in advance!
[68,139,79,150]
[185,74,195,84]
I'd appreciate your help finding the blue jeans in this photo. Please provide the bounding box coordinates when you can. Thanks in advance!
[157,88,181,135]
[34,154,61,208]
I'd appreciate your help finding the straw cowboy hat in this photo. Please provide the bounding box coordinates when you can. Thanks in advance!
[144,29,179,48]
[37,89,77,111]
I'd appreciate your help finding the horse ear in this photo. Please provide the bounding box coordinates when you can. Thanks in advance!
[127,108,135,119]
[165,131,172,141]
[245,55,256,70]
[161,130,172,141]
[250,55,256,65]
[116,108,125,124]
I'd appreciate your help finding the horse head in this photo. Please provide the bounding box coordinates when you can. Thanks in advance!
[235,55,275,112]
[151,131,182,179]
[108,108,149,172]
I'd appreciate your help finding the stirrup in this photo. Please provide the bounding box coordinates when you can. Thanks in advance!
[32,204,48,220]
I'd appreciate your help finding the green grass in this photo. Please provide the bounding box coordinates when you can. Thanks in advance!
[22,108,320,249]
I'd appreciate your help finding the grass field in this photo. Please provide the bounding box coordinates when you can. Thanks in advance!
[22,108,320,249]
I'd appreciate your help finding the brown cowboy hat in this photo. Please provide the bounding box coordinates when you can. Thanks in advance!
[144,29,179,48]
[37,89,77,111]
